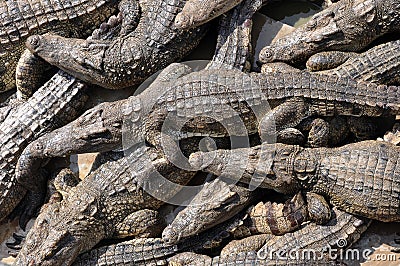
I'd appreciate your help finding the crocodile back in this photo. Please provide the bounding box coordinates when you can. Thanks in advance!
[312,140,400,222]
[0,0,118,91]
[0,71,87,221]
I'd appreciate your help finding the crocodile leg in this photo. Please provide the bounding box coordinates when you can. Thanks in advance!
[219,234,271,259]
[258,97,308,142]
[306,192,331,224]
[113,209,166,238]
[306,51,357,72]
[302,118,330,147]
[276,128,306,146]
[15,50,56,100]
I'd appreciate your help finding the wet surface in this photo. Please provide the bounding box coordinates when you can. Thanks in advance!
[261,0,321,27]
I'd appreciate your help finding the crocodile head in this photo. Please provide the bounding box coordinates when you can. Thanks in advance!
[26,33,150,89]
[259,0,379,64]
[14,191,105,266]
[174,0,243,29]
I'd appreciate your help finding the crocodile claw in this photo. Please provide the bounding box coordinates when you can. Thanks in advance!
[6,233,24,253]
[8,249,19,258]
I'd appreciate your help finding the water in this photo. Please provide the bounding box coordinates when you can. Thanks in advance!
[261,0,322,27]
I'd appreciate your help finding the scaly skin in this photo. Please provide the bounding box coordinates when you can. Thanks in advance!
[174,0,244,29]
[245,192,308,235]
[15,0,141,99]
[169,251,345,265]
[0,0,118,92]
[312,40,400,85]
[189,140,400,222]
[219,234,271,259]
[205,0,260,71]
[16,69,400,191]
[168,208,369,265]
[0,71,88,226]
[0,6,129,227]
[71,212,251,265]
[112,209,166,239]
[161,178,255,244]
[15,0,265,190]
[259,0,400,64]
[14,146,196,266]
[25,0,209,90]
[72,238,177,266]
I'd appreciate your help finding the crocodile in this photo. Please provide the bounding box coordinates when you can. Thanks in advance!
[276,40,400,148]
[14,145,196,266]
[245,192,308,235]
[0,71,88,227]
[14,0,264,188]
[4,0,206,226]
[16,68,400,191]
[14,0,399,187]
[25,0,209,90]
[259,0,400,65]
[163,189,308,246]
[262,40,400,148]
[189,140,400,222]
[70,211,249,266]
[71,238,178,266]
[168,208,370,265]
[14,0,141,99]
[0,0,118,93]
[71,210,253,266]
[307,40,400,85]
[174,0,244,29]
[161,178,256,244]
[297,116,395,148]
[0,5,129,227]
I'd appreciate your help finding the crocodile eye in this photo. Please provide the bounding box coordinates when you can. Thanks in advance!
[27,35,41,50]
[260,47,274,63]
[306,18,317,29]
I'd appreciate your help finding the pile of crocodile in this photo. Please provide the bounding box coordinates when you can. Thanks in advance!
[0,0,399,265]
